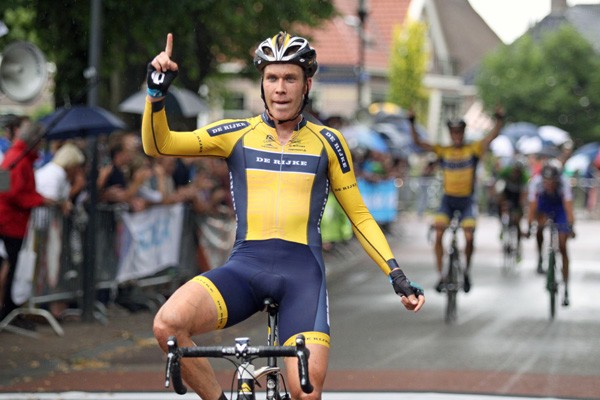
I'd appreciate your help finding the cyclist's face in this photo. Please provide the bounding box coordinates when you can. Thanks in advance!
[542,177,558,192]
[449,129,464,146]
[263,64,310,122]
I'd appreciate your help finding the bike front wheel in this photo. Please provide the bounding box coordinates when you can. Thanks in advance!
[445,252,460,324]
[502,225,519,275]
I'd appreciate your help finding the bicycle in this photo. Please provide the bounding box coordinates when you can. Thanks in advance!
[441,212,464,324]
[500,210,520,276]
[164,298,313,399]
[542,220,561,320]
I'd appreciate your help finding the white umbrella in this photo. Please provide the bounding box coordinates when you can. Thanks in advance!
[538,125,571,146]
[516,136,543,155]
[119,86,208,118]
[564,153,592,176]
[343,124,388,152]
[490,135,514,157]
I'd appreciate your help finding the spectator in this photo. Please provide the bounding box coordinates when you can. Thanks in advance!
[97,136,149,212]
[0,121,56,329]
[34,142,86,318]
[0,114,29,163]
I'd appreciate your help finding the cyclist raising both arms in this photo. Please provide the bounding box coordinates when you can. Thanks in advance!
[526,160,575,306]
[409,109,504,293]
[143,32,424,400]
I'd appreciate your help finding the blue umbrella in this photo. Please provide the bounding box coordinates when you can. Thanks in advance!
[372,121,427,156]
[500,122,539,144]
[564,142,600,177]
[40,105,126,139]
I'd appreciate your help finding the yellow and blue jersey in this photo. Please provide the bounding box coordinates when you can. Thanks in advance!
[142,100,396,274]
[433,141,484,197]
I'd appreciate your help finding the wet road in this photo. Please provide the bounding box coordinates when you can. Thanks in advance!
[1,212,598,399]
[325,212,600,398]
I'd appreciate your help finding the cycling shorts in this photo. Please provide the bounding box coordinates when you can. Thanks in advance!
[536,194,569,233]
[192,239,330,348]
[434,195,477,229]
[499,197,524,219]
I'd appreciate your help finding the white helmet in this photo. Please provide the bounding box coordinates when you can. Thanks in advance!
[254,32,318,77]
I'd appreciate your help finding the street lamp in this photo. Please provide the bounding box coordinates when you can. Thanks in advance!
[82,0,102,322]
[357,0,368,112]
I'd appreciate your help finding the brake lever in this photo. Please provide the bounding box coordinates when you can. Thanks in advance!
[166,336,187,395]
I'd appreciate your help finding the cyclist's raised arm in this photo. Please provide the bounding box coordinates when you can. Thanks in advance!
[481,107,505,152]
[408,110,433,152]
[141,34,252,159]
[147,33,179,102]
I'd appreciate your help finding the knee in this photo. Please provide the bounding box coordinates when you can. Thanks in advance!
[290,387,322,400]
[153,306,188,351]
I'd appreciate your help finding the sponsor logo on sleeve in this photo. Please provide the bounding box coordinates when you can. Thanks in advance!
[207,121,250,136]
[319,128,350,173]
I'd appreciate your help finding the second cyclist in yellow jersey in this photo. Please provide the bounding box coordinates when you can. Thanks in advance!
[409,111,504,293]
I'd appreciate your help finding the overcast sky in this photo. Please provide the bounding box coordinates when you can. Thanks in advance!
[468,0,600,43]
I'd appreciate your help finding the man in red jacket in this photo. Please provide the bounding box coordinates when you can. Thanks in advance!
[0,121,56,327]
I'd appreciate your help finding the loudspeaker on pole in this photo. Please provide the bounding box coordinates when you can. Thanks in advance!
[0,41,48,103]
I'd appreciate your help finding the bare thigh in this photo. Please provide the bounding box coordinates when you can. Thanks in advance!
[154,279,219,339]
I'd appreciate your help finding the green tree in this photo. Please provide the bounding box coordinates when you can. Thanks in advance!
[386,20,428,114]
[1,0,334,112]
[477,25,600,143]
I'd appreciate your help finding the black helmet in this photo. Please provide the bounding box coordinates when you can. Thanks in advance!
[513,156,527,171]
[447,118,466,130]
[254,32,318,77]
[541,163,561,180]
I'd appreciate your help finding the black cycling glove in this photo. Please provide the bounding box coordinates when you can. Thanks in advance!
[146,62,178,98]
[389,267,424,298]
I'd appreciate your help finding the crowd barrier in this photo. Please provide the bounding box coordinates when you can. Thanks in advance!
[395,175,600,218]
[0,202,235,338]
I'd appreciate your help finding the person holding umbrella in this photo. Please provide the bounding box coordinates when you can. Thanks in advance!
[142,32,425,400]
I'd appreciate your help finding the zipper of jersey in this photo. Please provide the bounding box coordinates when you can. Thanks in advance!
[274,122,300,235]
[275,146,285,233]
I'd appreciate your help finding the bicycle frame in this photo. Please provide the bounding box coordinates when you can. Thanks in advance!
[164,298,313,399]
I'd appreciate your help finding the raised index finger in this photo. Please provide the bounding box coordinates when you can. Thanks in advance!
[165,33,173,57]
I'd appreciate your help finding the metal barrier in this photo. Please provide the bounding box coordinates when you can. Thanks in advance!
[0,202,236,338]
[394,175,600,218]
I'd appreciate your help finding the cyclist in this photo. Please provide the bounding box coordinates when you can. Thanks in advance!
[526,160,575,306]
[495,157,530,260]
[409,110,504,293]
[143,32,425,400]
